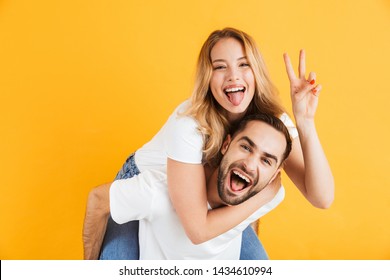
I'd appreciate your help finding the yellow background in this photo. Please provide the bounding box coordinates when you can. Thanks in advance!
[0,0,389,260]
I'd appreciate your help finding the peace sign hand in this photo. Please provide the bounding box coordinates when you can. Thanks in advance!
[283,50,321,123]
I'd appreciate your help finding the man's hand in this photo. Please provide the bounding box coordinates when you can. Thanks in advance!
[83,183,111,260]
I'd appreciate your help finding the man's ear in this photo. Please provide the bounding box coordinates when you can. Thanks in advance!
[268,168,282,185]
[221,135,232,155]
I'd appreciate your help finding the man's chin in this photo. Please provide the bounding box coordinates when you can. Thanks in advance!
[222,188,260,206]
[220,194,245,206]
[218,182,251,205]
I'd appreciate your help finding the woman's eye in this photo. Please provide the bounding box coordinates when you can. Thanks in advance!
[213,65,226,70]
[240,63,250,67]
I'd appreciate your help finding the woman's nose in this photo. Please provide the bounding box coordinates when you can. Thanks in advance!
[227,68,240,81]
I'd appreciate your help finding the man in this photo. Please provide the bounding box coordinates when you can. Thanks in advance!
[83,113,292,259]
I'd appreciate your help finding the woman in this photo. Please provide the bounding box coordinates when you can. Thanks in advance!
[98,27,334,259]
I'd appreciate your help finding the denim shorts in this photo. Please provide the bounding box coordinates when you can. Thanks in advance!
[114,153,140,180]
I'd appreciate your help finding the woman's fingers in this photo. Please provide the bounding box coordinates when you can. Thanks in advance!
[307,71,320,96]
[307,71,316,84]
[283,53,296,81]
[311,84,322,96]
[286,50,319,97]
[299,49,306,79]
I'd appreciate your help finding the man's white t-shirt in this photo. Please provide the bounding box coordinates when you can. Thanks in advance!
[110,169,285,260]
[110,100,298,259]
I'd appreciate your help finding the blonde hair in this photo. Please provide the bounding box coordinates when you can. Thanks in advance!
[184,27,285,166]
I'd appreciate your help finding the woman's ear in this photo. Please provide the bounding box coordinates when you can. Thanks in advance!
[221,135,232,155]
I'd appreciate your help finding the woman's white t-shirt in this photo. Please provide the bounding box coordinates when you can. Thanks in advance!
[134,100,298,170]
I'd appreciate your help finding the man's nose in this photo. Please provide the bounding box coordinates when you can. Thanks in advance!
[243,155,257,173]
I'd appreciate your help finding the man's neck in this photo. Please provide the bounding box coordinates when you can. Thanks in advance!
[206,167,225,209]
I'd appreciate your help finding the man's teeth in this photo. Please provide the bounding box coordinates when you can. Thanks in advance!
[233,170,250,183]
[225,87,244,93]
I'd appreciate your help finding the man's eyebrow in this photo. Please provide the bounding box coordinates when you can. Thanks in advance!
[238,136,279,164]
[263,152,278,164]
[212,56,247,64]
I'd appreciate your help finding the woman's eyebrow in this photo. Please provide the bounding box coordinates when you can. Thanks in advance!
[212,56,247,64]
[211,59,226,63]
[237,56,247,61]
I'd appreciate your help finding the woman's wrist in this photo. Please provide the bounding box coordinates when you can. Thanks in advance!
[295,118,317,139]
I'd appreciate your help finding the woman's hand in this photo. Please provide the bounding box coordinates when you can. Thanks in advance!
[282,50,334,209]
[255,172,281,203]
[283,50,321,123]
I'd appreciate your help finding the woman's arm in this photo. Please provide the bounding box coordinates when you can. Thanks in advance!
[167,159,281,244]
[283,50,334,208]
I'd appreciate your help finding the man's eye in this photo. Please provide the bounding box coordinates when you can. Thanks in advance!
[262,158,272,166]
[241,145,251,152]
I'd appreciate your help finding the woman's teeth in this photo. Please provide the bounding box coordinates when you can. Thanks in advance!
[224,87,245,93]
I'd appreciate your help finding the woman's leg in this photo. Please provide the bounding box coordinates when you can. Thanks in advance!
[99,154,140,260]
[240,226,269,260]
[99,217,139,260]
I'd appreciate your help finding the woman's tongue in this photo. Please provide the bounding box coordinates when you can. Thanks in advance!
[231,175,245,192]
[227,91,244,106]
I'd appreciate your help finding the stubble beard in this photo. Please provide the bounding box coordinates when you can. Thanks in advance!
[217,157,264,206]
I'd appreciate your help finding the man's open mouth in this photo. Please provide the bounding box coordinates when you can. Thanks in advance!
[229,168,253,193]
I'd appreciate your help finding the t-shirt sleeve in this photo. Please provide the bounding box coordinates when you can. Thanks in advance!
[110,174,155,224]
[280,113,298,139]
[216,187,285,242]
[165,113,204,164]
[240,187,285,229]
[250,186,285,219]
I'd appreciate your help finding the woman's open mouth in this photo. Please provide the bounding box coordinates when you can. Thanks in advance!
[224,86,246,106]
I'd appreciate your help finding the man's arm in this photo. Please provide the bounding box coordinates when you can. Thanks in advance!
[83,183,111,260]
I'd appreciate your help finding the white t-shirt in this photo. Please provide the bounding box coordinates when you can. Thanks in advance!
[134,101,204,172]
[110,169,285,260]
[111,100,298,259]
[134,100,298,170]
